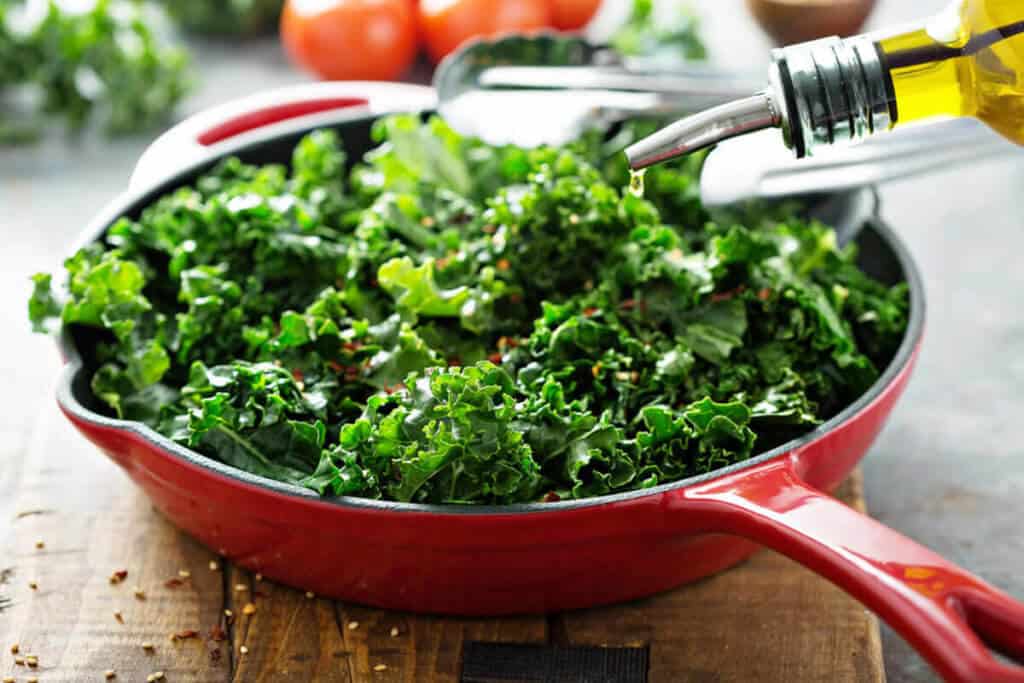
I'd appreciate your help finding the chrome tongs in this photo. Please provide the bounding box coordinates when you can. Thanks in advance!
[433,33,762,147]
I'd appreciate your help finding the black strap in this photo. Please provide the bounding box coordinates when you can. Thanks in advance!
[461,641,649,683]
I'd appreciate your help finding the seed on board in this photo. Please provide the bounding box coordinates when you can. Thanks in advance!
[28,581,38,590]
[242,603,256,616]
[3,676,14,683]
[208,561,219,572]
[105,670,117,679]
[240,645,249,655]
[178,569,191,579]
[224,609,233,618]
[390,627,399,638]
[14,656,24,665]
[109,569,128,584]
[35,540,44,549]
[234,584,247,592]
[10,643,18,654]
[347,621,359,630]
[114,610,124,624]
[374,664,388,671]
[146,672,165,682]
[305,591,315,599]
[142,641,155,652]
[134,587,146,600]
[25,655,38,667]
[27,678,39,683]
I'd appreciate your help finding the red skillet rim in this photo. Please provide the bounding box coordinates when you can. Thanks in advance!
[53,112,927,516]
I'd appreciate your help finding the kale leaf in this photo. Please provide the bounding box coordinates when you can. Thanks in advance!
[30,116,909,504]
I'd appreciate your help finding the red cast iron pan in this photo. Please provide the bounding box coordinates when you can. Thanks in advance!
[54,82,1024,682]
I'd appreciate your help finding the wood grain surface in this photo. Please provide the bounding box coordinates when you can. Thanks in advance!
[0,405,883,683]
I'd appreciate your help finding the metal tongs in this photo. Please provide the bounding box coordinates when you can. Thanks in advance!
[435,34,1018,206]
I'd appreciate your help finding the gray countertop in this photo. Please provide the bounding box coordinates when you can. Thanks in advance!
[3,2,1022,681]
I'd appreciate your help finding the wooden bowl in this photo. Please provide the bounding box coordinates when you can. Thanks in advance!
[745,0,878,45]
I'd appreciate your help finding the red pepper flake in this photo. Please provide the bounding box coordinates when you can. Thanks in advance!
[542,491,561,503]
[209,625,227,642]
[164,578,184,589]
[172,629,200,642]
[582,307,599,317]
[291,368,304,383]
[487,352,503,364]
[109,569,128,585]
[436,256,451,270]
[497,336,518,350]
[619,299,637,310]
[757,287,772,301]
[481,224,496,234]
[342,341,363,351]
[711,285,747,303]
[369,278,379,288]
[327,360,344,374]
[496,258,511,271]
[384,383,405,395]
[508,293,523,304]
[447,357,462,367]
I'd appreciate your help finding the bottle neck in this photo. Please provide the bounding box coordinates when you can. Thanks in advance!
[768,35,898,158]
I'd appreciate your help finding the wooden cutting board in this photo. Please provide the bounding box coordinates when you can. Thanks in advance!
[0,407,884,683]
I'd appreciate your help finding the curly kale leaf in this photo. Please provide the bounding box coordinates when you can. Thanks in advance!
[29,118,909,504]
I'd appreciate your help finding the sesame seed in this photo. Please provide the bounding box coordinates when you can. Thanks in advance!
[26,655,38,667]
[254,573,262,582]
[27,678,38,683]
[10,643,19,654]
[208,561,219,571]
[240,645,249,655]
[374,664,388,671]
[134,587,146,600]
[178,569,191,579]
[347,621,359,630]
[28,581,38,590]
[105,670,117,679]
[114,610,124,624]
[14,656,24,665]
[35,540,44,549]
[305,591,314,599]
[152,672,164,680]
[234,584,247,592]
[390,627,399,638]
[224,609,233,618]
[2,676,13,683]
[142,642,155,652]
[242,603,256,616]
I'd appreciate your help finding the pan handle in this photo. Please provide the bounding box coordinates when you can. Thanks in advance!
[685,456,1024,682]
[128,82,436,193]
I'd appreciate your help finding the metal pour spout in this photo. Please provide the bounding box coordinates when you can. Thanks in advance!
[625,35,898,170]
[624,91,781,170]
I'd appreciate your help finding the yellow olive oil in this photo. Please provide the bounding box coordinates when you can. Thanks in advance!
[877,0,1024,144]
[628,168,646,198]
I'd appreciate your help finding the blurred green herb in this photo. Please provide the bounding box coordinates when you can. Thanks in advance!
[160,0,282,36]
[0,0,191,143]
[610,0,707,62]
[30,117,908,504]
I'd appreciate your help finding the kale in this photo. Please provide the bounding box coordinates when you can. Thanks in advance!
[30,117,909,504]
[0,0,191,143]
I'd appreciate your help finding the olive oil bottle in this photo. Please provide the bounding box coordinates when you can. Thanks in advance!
[626,0,1024,169]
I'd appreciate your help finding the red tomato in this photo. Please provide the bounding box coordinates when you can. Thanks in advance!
[417,0,552,64]
[281,0,419,81]
[548,0,601,30]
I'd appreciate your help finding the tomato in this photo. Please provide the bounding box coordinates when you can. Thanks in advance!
[417,0,552,64]
[280,0,419,81]
[548,0,601,31]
